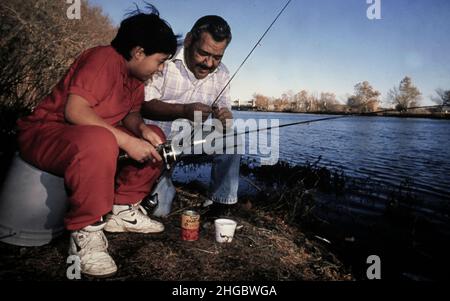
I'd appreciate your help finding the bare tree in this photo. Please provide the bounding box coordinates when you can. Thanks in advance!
[388,76,422,111]
[281,90,294,102]
[291,90,309,112]
[347,81,380,113]
[310,92,320,112]
[253,93,269,111]
[432,89,450,107]
[273,97,290,112]
[317,92,338,112]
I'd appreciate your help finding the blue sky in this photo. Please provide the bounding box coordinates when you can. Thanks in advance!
[88,0,450,105]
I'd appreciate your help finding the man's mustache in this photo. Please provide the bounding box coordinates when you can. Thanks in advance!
[196,64,214,72]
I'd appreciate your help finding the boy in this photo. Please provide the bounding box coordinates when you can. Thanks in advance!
[17,6,178,277]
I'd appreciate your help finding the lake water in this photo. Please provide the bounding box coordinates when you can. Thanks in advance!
[174,110,450,206]
[235,111,450,204]
[172,111,450,279]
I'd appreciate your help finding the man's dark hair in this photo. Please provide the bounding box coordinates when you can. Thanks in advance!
[111,4,180,61]
[190,15,232,44]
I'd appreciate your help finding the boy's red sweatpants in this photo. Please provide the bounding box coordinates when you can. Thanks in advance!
[18,123,165,231]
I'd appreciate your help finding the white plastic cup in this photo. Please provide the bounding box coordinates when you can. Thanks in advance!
[214,218,237,243]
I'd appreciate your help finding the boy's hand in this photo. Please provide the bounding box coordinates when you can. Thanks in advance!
[122,136,162,163]
[141,126,163,147]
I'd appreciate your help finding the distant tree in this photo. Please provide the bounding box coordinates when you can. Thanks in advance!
[281,90,294,102]
[388,76,422,111]
[280,90,293,112]
[273,97,290,112]
[317,92,338,112]
[291,90,309,112]
[347,81,380,113]
[307,92,319,112]
[432,89,450,107]
[253,93,269,111]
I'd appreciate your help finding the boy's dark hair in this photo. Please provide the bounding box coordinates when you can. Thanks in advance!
[111,4,180,61]
[190,15,232,44]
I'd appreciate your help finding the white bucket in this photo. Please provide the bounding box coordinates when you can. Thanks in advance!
[0,153,68,246]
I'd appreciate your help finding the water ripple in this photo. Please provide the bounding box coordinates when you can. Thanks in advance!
[236,111,450,206]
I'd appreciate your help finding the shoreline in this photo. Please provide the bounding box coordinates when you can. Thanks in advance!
[0,181,353,281]
[232,107,450,120]
[175,158,450,280]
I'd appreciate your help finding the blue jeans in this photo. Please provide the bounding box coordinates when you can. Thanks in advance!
[209,154,241,205]
[171,125,241,205]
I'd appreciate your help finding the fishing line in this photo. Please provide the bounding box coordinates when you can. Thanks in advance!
[187,0,292,153]
[210,0,292,108]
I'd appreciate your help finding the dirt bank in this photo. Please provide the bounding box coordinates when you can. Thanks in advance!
[0,186,352,281]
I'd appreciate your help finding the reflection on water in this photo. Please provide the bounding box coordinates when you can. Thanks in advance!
[235,111,450,205]
[173,111,450,208]
[172,111,450,279]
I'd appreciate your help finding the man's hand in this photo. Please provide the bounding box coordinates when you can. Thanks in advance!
[183,102,212,122]
[122,136,162,163]
[212,107,233,128]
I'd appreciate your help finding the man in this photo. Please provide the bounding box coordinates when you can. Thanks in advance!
[142,15,240,216]
[17,7,178,277]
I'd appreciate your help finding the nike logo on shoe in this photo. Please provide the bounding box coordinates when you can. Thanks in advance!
[122,219,138,225]
[73,237,82,252]
[75,242,82,252]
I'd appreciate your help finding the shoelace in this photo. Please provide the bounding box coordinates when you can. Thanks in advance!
[131,204,148,217]
[129,204,162,226]
[79,230,108,253]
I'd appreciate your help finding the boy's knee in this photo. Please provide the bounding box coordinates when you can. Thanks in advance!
[77,126,119,160]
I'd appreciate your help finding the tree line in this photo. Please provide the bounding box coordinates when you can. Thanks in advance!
[1,0,449,123]
[251,77,449,114]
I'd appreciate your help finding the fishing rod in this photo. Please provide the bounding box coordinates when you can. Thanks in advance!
[121,105,443,165]
[120,0,292,167]
[210,0,292,108]
[225,104,446,137]
[186,0,292,160]
[139,104,444,213]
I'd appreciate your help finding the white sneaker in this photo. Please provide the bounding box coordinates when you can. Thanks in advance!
[69,223,117,278]
[104,203,165,233]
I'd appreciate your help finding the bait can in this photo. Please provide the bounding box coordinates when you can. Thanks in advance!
[181,210,200,241]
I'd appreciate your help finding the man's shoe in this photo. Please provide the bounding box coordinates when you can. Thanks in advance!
[201,202,236,220]
[69,222,117,278]
[104,203,164,233]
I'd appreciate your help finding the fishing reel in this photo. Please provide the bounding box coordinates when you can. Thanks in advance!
[156,141,179,170]
[118,140,179,170]
[141,142,179,215]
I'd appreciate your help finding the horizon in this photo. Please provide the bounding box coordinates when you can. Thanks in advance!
[89,0,450,105]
